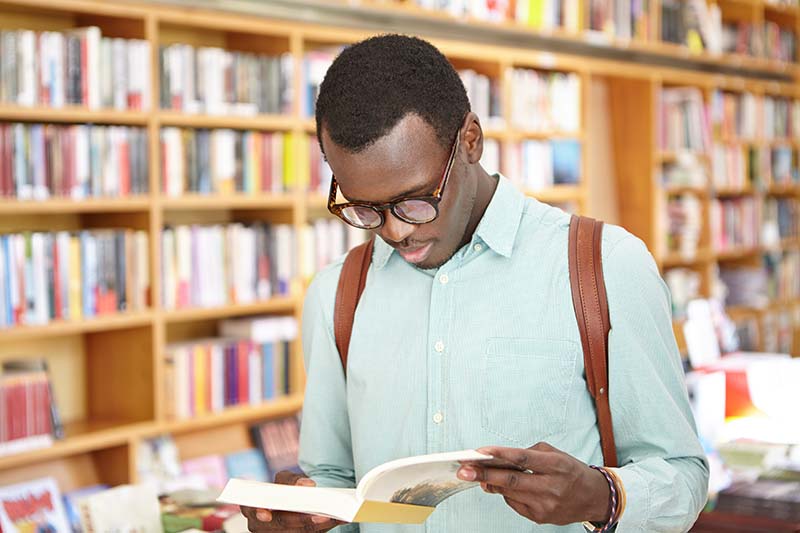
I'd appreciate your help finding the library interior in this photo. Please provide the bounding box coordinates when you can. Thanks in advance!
[0,0,799,531]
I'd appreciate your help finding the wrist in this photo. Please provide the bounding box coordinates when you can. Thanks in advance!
[585,466,612,523]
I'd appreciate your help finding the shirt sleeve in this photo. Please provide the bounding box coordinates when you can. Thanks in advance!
[297,271,358,490]
[603,233,710,532]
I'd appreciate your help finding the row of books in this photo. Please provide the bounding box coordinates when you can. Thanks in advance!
[308,133,333,195]
[719,264,770,308]
[412,0,581,31]
[0,27,150,110]
[762,96,800,140]
[664,267,701,319]
[711,197,759,252]
[722,21,797,62]
[711,90,763,141]
[587,0,651,40]
[0,362,53,456]
[458,69,504,128]
[161,223,294,310]
[503,139,582,190]
[660,87,710,152]
[0,123,148,200]
[765,251,800,302]
[159,44,293,116]
[164,316,296,419]
[760,309,796,353]
[660,0,715,50]
[762,197,799,245]
[0,230,149,328]
[303,49,338,118]
[161,128,292,196]
[665,194,703,259]
[661,153,708,188]
[300,219,366,279]
[509,69,580,133]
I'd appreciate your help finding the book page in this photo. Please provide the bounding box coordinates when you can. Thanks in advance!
[217,479,360,522]
[357,450,491,506]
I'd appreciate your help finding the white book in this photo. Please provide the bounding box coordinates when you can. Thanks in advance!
[248,345,262,405]
[17,30,36,107]
[32,233,49,325]
[218,450,492,524]
[78,484,161,533]
[57,231,71,319]
[162,228,176,309]
[112,38,127,110]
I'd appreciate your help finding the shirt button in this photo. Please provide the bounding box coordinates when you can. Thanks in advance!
[434,340,445,353]
[433,412,444,424]
[474,243,483,252]
[439,273,449,284]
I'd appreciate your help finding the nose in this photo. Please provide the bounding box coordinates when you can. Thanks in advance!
[379,210,415,244]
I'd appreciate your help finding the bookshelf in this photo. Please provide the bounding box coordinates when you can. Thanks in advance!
[0,0,796,493]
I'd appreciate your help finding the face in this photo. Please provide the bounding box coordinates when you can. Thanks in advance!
[322,113,480,270]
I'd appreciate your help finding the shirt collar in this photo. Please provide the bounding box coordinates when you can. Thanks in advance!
[371,174,525,269]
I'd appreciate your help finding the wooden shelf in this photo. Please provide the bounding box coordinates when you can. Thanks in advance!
[161,297,299,323]
[0,419,151,471]
[716,246,762,260]
[663,185,710,196]
[160,194,296,210]
[526,185,584,203]
[510,129,583,140]
[658,151,710,163]
[0,311,154,342]
[156,394,304,435]
[0,105,149,125]
[766,183,800,195]
[0,196,152,214]
[662,250,713,267]
[157,112,296,131]
[713,186,756,197]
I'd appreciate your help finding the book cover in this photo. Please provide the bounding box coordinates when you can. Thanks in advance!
[0,477,71,533]
[78,484,161,533]
[224,448,270,483]
[182,455,228,490]
[61,485,108,533]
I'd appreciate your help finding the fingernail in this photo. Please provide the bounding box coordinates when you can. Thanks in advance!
[256,510,271,522]
[297,478,315,486]
[312,516,330,524]
[458,467,476,481]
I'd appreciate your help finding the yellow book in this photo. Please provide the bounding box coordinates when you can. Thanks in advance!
[68,236,82,320]
[283,132,296,190]
[194,344,207,416]
[528,0,543,29]
[218,450,492,524]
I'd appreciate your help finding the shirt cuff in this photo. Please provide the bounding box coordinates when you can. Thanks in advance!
[610,466,649,532]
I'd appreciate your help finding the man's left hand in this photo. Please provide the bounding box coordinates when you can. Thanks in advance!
[457,442,611,526]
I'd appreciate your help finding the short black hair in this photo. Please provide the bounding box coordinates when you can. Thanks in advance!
[315,34,470,154]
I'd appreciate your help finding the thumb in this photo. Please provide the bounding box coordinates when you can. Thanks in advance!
[296,477,316,487]
[274,470,307,485]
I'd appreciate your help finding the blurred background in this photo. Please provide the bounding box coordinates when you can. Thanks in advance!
[0,0,798,531]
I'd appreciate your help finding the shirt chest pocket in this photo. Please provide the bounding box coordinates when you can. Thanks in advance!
[481,338,579,446]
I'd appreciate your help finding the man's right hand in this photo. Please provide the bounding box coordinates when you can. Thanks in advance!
[240,470,345,532]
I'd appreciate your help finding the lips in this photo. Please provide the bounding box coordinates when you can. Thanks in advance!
[396,242,433,264]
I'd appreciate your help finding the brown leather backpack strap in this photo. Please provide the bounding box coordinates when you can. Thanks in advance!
[334,238,374,376]
[568,215,617,468]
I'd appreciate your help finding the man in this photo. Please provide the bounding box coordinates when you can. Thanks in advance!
[242,34,708,532]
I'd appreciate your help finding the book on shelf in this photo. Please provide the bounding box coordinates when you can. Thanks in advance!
[225,448,270,483]
[661,0,722,53]
[762,197,799,247]
[300,219,367,280]
[250,416,302,478]
[161,128,290,196]
[0,364,57,457]
[710,90,761,141]
[2,358,63,439]
[308,133,333,195]
[666,194,702,260]
[182,455,229,491]
[587,0,651,40]
[763,95,796,141]
[0,124,148,200]
[303,49,339,118]
[769,146,796,186]
[217,449,492,524]
[664,268,702,319]
[62,484,109,533]
[160,222,295,310]
[509,69,580,133]
[711,143,747,191]
[662,151,708,188]
[0,27,150,110]
[160,492,240,533]
[715,478,800,522]
[719,265,770,308]
[0,229,149,328]
[503,139,581,191]
[0,477,71,533]
[77,484,161,533]
[659,87,710,152]
[159,44,292,116]
[764,251,800,302]
[710,197,759,252]
[458,69,504,129]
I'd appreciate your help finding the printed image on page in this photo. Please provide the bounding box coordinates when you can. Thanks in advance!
[358,450,491,506]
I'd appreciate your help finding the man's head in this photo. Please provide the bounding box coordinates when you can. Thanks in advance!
[316,34,488,270]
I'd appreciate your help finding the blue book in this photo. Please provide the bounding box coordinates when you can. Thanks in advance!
[62,484,109,533]
[2,236,11,326]
[225,448,270,483]
[551,139,581,185]
[262,343,274,400]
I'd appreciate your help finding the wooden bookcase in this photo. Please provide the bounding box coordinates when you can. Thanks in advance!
[0,0,796,492]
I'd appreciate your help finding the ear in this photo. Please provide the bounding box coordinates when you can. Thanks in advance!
[462,112,484,165]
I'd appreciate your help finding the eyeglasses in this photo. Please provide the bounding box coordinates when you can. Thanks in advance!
[327,130,460,230]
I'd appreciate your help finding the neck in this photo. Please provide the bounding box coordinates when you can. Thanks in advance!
[459,168,498,249]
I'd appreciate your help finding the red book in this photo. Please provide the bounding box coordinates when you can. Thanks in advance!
[119,134,130,196]
[262,134,272,193]
[237,341,249,406]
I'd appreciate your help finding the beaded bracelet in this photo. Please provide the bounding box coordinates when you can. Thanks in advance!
[582,465,620,533]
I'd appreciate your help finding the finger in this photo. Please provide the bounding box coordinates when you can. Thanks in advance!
[273,510,333,529]
[275,470,305,485]
[296,477,316,487]
[466,465,542,493]
[475,445,560,473]
[255,509,272,522]
[504,494,538,521]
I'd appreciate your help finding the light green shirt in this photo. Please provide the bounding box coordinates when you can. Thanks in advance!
[299,175,709,532]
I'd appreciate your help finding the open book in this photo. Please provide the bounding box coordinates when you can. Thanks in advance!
[217,449,492,524]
